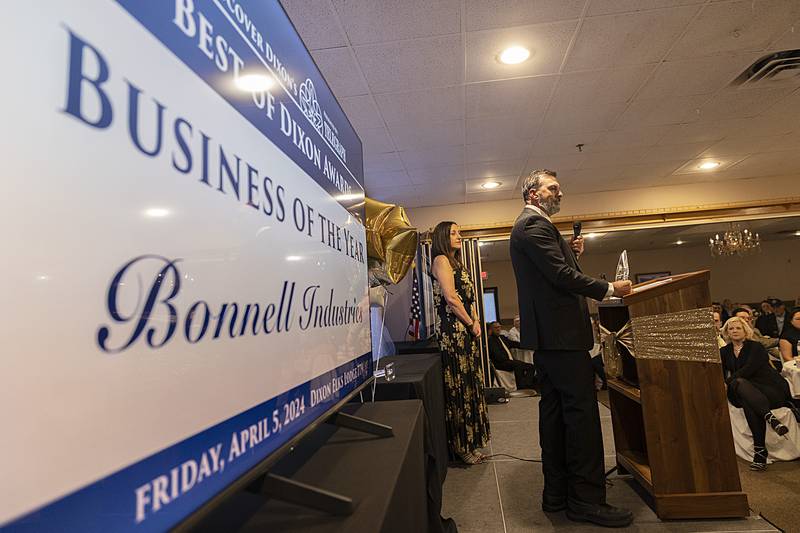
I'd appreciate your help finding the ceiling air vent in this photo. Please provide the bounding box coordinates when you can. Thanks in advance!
[731,49,800,87]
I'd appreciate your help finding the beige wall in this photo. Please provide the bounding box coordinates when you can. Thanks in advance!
[483,238,800,319]
[482,260,519,322]
[406,174,800,232]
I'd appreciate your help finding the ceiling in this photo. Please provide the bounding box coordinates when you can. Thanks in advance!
[282,0,800,208]
[478,214,800,261]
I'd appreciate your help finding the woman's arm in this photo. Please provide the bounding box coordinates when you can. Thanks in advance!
[470,303,481,337]
[779,338,794,362]
[432,256,474,328]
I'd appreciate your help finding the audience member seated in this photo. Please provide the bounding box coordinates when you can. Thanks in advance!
[721,299,734,323]
[733,307,781,369]
[755,299,774,333]
[506,315,520,342]
[713,310,726,349]
[487,322,537,391]
[773,299,788,337]
[712,302,723,322]
[779,307,800,362]
[756,299,783,338]
[503,315,534,363]
[589,317,606,390]
[720,317,799,471]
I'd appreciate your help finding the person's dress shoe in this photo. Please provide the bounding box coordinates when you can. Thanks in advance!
[566,501,633,528]
[765,412,789,437]
[541,494,566,512]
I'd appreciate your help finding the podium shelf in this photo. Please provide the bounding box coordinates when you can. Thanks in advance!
[617,451,652,494]
[608,378,641,404]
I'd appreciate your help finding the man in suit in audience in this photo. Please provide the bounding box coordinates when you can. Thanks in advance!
[510,169,633,528]
[756,299,779,338]
[487,321,537,390]
[772,299,787,337]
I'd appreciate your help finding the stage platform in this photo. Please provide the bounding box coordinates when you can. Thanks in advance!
[443,397,780,533]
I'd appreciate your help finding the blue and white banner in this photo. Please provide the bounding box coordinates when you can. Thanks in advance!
[0,1,370,531]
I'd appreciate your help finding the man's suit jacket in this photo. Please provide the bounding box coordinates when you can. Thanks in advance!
[510,208,608,352]
[756,313,780,338]
[487,335,517,367]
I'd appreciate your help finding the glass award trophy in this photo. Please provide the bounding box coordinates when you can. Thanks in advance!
[609,250,629,300]
[615,250,629,282]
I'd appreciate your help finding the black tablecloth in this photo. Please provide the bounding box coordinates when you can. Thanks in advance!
[393,338,440,355]
[372,353,456,533]
[194,401,427,533]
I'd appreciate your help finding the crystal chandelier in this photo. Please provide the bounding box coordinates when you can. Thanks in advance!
[709,223,761,257]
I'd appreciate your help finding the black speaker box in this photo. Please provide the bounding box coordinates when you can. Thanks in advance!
[484,387,509,404]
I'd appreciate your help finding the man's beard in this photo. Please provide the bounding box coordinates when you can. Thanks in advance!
[539,196,561,216]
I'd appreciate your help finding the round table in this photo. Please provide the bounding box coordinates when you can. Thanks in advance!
[781,359,800,398]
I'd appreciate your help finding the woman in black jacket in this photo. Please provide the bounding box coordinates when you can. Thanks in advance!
[721,316,795,471]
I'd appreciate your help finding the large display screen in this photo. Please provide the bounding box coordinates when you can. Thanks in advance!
[0,1,370,531]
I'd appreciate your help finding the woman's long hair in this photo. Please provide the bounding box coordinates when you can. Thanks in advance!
[431,221,462,271]
[783,307,800,337]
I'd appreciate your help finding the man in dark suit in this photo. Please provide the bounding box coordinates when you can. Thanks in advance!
[510,169,633,528]
[487,321,537,390]
[755,299,778,338]
[772,299,788,337]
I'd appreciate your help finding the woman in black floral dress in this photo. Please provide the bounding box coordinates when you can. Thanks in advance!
[430,221,490,465]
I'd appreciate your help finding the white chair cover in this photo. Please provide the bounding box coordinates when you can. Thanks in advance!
[781,360,800,398]
[728,403,800,463]
[493,367,517,392]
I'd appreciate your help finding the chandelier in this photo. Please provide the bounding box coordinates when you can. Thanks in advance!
[709,223,761,257]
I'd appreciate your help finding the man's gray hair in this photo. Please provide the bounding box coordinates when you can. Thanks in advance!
[521,169,557,203]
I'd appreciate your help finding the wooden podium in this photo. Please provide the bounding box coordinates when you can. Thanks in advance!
[598,271,748,519]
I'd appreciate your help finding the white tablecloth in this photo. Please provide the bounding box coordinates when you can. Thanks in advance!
[512,348,534,364]
[781,359,800,398]
[728,403,800,463]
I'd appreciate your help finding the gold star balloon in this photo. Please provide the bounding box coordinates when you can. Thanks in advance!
[365,197,418,286]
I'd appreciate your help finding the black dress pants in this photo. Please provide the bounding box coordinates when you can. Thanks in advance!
[535,349,605,505]
[494,359,537,390]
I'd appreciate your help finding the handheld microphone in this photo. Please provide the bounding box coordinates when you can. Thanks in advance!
[573,221,582,239]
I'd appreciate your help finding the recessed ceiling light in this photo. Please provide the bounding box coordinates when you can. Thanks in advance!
[286,255,302,261]
[498,46,530,65]
[481,180,502,190]
[795,230,800,236]
[585,233,604,239]
[235,73,274,92]
[144,207,170,218]
[676,240,684,245]
[698,161,721,170]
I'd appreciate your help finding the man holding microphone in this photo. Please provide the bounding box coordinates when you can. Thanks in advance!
[510,169,633,528]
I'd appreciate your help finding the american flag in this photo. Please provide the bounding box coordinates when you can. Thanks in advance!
[407,266,421,340]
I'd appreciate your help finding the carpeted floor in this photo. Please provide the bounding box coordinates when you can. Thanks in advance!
[597,388,610,409]
[738,457,800,533]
